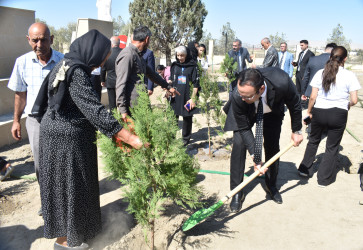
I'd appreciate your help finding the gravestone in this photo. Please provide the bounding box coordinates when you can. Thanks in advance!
[0,6,35,147]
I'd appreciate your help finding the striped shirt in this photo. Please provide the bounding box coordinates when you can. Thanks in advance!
[7,49,64,114]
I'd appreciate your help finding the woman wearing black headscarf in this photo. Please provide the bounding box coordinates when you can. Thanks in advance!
[169,45,199,146]
[36,30,143,249]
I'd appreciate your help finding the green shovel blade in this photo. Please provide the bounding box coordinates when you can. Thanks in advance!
[182,200,224,231]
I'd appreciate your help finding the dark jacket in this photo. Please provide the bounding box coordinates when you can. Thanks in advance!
[101,46,122,88]
[302,53,330,96]
[258,46,279,68]
[224,67,302,133]
[227,47,253,73]
[296,49,315,75]
[115,44,170,115]
[187,41,198,62]
[170,52,200,117]
[141,49,155,91]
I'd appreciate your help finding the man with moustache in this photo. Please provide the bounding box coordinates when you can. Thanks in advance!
[8,22,63,216]
[228,39,254,74]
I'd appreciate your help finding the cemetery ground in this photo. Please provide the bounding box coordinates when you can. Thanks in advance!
[1,71,363,250]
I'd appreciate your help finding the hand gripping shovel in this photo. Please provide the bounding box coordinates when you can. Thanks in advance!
[182,141,294,231]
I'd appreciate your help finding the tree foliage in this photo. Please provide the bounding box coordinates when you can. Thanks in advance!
[129,0,208,65]
[215,22,236,55]
[327,23,351,51]
[199,29,214,54]
[219,53,237,93]
[98,82,202,248]
[357,49,363,64]
[269,32,287,49]
[112,15,125,35]
[56,22,77,50]
[197,65,224,155]
[112,15,131,36]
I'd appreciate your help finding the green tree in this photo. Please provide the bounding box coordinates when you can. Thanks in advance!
[98,82,201,249]
[199,29,215,53]
[327,23,351,51]
[56,22,77,52]
[197,65,224,156]
[215,22,236,55]
[219,53,237,93]
[129,0,208,65]
[357,49,363,64]
[269,32,287,49]
[112,15,125,35]
[112,15,132,37]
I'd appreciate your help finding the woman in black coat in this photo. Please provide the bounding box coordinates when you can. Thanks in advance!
[169,45,200,146]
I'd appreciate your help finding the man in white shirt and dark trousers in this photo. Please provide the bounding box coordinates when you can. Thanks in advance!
[7,22,63,216]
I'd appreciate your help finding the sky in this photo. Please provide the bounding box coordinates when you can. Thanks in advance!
[1,0,363,49]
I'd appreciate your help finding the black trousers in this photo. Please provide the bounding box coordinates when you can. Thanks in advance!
[295,71,303,96]
[0,157,8,170]
[299,107,347,186]
[107,88,117,112]
[176,115,193,144]
[359,163,363,191]
[230,113,282,190]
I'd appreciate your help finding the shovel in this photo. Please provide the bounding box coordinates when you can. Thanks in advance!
[182,141,295,231]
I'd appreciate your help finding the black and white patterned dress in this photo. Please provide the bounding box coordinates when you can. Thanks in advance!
[39,62,122,247]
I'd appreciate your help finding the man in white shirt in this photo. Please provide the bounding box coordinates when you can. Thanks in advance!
[7,22,63,215]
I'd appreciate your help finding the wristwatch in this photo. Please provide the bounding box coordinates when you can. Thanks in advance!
[293,130,303,135]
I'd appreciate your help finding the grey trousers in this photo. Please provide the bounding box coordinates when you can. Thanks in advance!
[26,116,40,182]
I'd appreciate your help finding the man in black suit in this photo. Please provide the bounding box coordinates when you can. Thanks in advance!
[101,36,122,111]
[301,43,337,100]
[225,68,303,212]
[252,37,279,68]
[293,40,315,97]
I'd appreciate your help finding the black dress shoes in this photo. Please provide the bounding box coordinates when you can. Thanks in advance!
[230,191,245,213]
[298,165,312,178]
[265,186,283,204]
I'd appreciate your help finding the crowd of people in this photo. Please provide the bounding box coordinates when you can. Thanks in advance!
[1,22,361,249]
